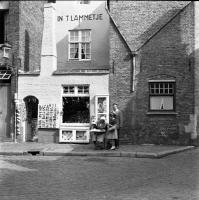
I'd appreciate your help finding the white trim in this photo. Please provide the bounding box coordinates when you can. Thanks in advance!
[60,123,90,127]
[148,80,176,82]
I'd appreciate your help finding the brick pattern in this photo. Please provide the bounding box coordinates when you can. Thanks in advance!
[18,1,44,72]
[109,1,195,145]
[4,1,44,138]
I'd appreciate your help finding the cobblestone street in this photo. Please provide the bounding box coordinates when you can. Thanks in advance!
[0,148,199,200]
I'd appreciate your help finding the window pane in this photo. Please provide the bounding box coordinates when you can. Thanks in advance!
[70,43,79,59]
[82,31,90,42]
[149,82,174,95]
[81,45,86,59]
[61,131,73,141]
[81,43,91,59]
[84,86,89,94]
[78,86,83,93]
[63,86,75,94]
[70,31,78,42]
[77,85,89,94]
[97,97,107,113]
[150,96,173,110]
[62,97,90,123]
[76,131,87,140]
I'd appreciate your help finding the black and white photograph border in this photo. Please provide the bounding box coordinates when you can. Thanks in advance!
[0,1,198,200]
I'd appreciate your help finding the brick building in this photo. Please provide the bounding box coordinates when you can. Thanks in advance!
[108,1,199,145]
[0,1,44,142]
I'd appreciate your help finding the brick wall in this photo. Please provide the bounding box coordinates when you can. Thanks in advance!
[4,1,44,137]
[109,1,195,145]
[18,1,44,72]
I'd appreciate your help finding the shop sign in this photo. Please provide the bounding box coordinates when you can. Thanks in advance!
[57,14,103,22]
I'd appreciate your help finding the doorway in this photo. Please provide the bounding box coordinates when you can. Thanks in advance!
[24,96,39,142]
[0,83,11,141]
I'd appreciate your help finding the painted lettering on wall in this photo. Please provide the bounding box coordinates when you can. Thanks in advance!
[57,14,103,22]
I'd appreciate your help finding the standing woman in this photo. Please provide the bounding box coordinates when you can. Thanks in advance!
[112,103,123,149]
[107,113,118,150]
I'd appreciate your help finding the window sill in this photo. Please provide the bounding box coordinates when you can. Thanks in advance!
[53,70,109,75]
[18,71,40,76]
[68,59,91,62]
[146,111,177,115]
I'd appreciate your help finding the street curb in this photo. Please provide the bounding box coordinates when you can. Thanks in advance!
[156,146,195,158]
[0,146,195,158]
[42,146,195,158]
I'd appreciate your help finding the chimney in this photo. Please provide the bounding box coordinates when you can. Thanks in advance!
[40,2,57,75]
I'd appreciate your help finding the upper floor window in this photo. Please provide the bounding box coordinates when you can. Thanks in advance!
[149,81,175,111]
[69,30,91,61]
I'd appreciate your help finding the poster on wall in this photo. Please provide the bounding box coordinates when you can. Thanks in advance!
[16,100,26,136]
[38,104,59,128]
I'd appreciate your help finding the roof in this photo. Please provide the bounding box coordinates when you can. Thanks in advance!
[109,1,191,52]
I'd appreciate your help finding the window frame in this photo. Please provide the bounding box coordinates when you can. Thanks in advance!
[68,30,91,61]
[148,80,176,112]
[62,85,90,97]
[61,84,90,125]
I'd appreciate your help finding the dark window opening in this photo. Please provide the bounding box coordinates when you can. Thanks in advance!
[62,97,90,123]
[0,11,5,44]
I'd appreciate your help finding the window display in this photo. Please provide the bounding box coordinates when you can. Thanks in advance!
[62,97,90,123]
[59,129,89,142]
[95,95,109,123]
[61,130,73,141]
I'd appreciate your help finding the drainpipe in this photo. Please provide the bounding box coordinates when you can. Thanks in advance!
[14,58,19,143]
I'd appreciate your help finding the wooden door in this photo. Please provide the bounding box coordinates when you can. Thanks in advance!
[0,84,11,141]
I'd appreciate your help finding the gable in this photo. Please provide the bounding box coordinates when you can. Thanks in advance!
[110,1,191,52]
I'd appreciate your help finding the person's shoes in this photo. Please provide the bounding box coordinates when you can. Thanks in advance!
[110,146,116,150]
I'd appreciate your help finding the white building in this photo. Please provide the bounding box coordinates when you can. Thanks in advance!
[17,1,110,143]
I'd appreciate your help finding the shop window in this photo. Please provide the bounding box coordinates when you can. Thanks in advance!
[0,11,8,44]
[69,30,91,60]
[62,85,90,124]
[95,95,109,123]
[149,81,175,111]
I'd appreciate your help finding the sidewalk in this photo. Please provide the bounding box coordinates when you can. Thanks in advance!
[0,142,195,158]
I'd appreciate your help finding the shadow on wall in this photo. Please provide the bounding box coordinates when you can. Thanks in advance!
[24,30,30,72]
[116,5,195,145]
